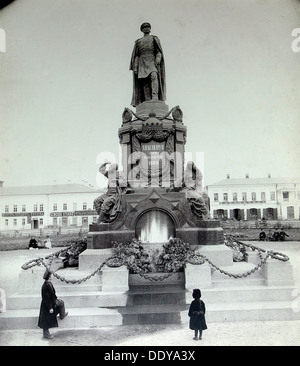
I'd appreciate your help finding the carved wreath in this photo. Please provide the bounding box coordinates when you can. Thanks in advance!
[135,124,174,142]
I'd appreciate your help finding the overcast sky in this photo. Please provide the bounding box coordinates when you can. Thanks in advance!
[0,0,299,188]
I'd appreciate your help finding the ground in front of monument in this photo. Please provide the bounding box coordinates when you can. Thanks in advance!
[0,242,299,346]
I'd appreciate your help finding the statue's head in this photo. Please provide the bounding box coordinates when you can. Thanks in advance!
[186,161,193,170]
[140,22,151,32]
[108,163,118,172]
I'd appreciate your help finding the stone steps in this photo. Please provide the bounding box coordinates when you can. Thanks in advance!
[182,300,300,323]
[0,307,123,330]
[119,304,188,325]
[200,285,296,303]
[2,296,299,330]
[2,283,300,329]
[6,291,127,310]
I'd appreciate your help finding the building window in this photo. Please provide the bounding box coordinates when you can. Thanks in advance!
[72,217,78,226]
[233,193,237,201]
[251,192,256,201]
[53,203,57,211]
[22,218,26,226]
[242,192,247,201]
[82,217,88,226]
[39,218,43,226]
[287,206,294,219]
[34,204,38,212]
[223,193,228,202]
[5,219,8,226]
[62,217,68,226]
[93,216,97,223]
[13,219,17,226]
[13,205,17,212]
[5,205,9,213]
[53,218,58,226]
[270,191,276,201]
[22,204,26,212]
[214,193,219,202]
[40,204,44,212]
[283,191,289,201]
[73,203,77,211]
[63,203,67,211]
[261,192,266,202]
[83,202,87,210]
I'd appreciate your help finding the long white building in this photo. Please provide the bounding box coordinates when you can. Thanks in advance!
[206,175,300,221]
[0,182,103,231]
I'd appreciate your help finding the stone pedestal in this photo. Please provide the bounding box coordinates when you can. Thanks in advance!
[262,260,294,286]
[185,262,212,290]
[101,265,129,292]
[245,250,261,265]
[18,267,45,294]
[136,100,169,118]
[0,288,6,313]
[79,248,114,271]
[196,244,233,267]
[88,188,224,249]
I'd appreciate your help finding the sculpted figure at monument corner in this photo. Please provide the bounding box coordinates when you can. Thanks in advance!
[130,22,166,107]
[184,161,210,220]
[94,162,127,224]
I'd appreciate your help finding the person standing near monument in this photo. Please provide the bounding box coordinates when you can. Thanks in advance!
[130,22,166,107]
[38,269,68,339]
[188,288,207,340]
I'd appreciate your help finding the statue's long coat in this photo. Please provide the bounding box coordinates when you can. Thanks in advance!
[130,35,166,107]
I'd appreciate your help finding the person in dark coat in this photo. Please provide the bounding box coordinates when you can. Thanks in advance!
[28,236,38,249]
[38,269,68,339]
[259,229,266,241]
[273,228,280,241]
[188,288,207,340]
[279,229,289,241]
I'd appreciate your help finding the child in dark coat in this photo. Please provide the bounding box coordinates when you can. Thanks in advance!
[188,288,207,340]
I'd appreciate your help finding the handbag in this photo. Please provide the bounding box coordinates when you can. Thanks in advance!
[55,298,64,307]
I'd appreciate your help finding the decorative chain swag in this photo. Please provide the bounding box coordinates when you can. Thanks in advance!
[21,236,289,284]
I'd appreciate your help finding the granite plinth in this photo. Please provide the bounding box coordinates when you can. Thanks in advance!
[136,100,169,118]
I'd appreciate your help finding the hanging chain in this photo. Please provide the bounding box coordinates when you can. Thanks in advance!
[21,236,289,283]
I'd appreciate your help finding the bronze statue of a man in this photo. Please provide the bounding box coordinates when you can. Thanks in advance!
[130,22,166,107]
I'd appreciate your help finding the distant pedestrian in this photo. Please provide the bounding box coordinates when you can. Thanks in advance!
[259,229,266,241]
[44,236,52,249]
[279,229,289,241]
[267,229,273,241]
[38,269,68,339]
[273,228,280,242]
[188,288,207,340]
[37,237,44,248]
[28,236,38,250]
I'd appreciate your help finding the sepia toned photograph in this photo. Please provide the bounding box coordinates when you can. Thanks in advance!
[0,0,299,349]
